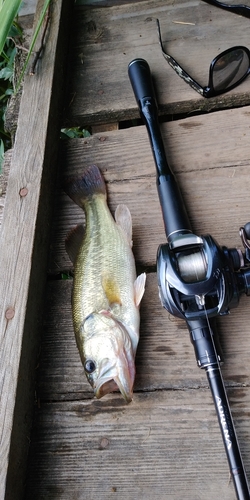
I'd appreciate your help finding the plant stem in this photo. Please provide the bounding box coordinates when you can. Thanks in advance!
[15,0,52,93]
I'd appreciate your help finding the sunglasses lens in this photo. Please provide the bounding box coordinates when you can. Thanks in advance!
[212,48,249,91]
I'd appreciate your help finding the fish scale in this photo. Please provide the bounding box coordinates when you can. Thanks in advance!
[73,196,135,329]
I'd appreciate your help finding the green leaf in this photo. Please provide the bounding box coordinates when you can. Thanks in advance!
[0,0,22,56]
[60,127,91,139]
[0,65,13,80]
[60,272,72,280]
[8,22,22,39]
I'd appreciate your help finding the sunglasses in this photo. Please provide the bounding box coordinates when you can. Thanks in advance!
[156,4,250,98]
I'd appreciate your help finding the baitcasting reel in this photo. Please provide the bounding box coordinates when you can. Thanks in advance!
[157,225,250,368]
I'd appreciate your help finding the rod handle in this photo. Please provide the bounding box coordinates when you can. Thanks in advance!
[128,58,157,109]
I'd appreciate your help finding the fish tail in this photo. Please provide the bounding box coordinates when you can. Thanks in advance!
[63,165,106,208]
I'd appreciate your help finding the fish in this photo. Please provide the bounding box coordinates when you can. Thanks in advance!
[64,165,146,403]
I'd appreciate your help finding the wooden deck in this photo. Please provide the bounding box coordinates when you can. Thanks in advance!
[1,0,250,499]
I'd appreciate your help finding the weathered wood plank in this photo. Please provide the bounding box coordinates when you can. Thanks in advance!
[64,0,250,126]
[50,106,250,273]
[35,99,250,499]
[24,388,250,499]
[0,150,11,229]
[76,0,148,5]
[37,277,250,400]
[0,0,72,498]
[20,2,250,498]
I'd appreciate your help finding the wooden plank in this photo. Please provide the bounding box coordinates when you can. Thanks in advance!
[0,0,72,498]
[24,388,250,499]
[64,0,250,126]
[0,150,11,229]
[37,277,250,400]
[20,2,250,498]
[49,105,250,273]
[91,122,119,133]
[35,101,250,498]
[76,0,148,5]
[19,0,38,16]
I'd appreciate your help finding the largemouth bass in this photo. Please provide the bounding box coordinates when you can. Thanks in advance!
[64,165,146,402]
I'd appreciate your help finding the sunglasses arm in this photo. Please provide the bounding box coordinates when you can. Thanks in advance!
[156,19,205,97]
[202,0,250,19]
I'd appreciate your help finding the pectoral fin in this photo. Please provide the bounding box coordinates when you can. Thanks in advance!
[134,272,146,307]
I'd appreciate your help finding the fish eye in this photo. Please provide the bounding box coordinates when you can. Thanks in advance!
[84,359,96,374]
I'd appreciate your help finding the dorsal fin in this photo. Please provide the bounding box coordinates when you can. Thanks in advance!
[65,225,85,264]
[115,204,132,247]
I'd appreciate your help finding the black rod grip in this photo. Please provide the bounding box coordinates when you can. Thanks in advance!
[128,58,157,107]
[187,318,223,368]
[157,174,192,240]
[128,58,192,241]
[128,58,169,179]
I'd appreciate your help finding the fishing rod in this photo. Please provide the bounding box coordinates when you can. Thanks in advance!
[128,57,250,500]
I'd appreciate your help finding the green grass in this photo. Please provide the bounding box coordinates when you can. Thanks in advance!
[0,0,22,56]
[15,0,51,92]
[0,0,91,173]
[0,21,22,171]
[0,0,22,171]
[0,0,53,172]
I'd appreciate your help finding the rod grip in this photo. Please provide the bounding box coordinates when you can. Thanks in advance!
[157,174,192,240]
[128,58,157,107]
[128,57,192,241]
[187,318,223,368]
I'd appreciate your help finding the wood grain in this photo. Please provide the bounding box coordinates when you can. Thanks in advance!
[37,277,250,400]
[64,0,250,126]
[50,106,250,273]
[18,0,250,498]
[0,150,11,228]
[0,0,72,498]
[25,389,250,499]
[25,269,250,499]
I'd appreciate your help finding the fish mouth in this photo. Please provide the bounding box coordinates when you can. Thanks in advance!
[94,352,135,403]
[95,377,133,403]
